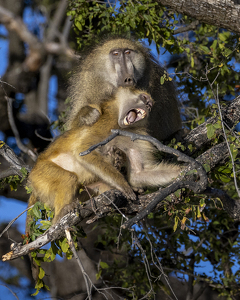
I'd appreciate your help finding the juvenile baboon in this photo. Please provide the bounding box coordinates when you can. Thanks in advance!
[27,87,180,230]
[66,36,181,141]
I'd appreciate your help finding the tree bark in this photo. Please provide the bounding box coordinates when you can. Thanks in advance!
[158,0,240,34]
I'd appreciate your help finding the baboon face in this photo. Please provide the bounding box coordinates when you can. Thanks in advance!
[116,88,153,129]
[101,39,146,88]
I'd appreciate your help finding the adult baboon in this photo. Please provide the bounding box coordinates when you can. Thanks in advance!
[66,36,181,141]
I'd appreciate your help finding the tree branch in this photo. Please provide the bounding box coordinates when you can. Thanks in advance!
[174,20,200,34]
[0,4,77,72]
[6,96,37,161]
[157,0,240,35]
[0,141,31,175]
[184,95,240,150]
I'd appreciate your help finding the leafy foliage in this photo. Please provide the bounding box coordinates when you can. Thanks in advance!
[25,201,84,295]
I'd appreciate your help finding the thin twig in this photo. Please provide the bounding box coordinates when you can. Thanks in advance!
[34,130,53,142]
[65,229,92,299]
[6,96,37,161]
[0,205,34,238]
[215,84,240,198]
[143,227,178,300]
[132,231,155,300]
[0,284,19,300]
[205,64,240,198]
[103,194,128,220]
[66,229,125,299]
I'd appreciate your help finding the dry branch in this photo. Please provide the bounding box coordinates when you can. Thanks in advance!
[2,93,240,260]
[0,141,31,175]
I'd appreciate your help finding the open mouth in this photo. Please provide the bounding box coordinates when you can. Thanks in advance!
[123,108,147,126]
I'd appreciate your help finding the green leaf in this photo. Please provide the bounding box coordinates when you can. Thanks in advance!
[219,32,227,41]
[203,163,210,173]
[200,198,205,207]
[100,261,109,269]
[40,220,51,230]
[173,217,178,232]
[75,20,82,31]
[197,206,201,219]
[39,267,45,279]
[160,76,165,85]
[230,144,238,160]
[206,124,215,139]
[60,238,69,253]
[20,167,28,177]
[191,56,194,68]
[32,279,44,296]
[211,39,218,50]
[32,204,42,219]
[96,269,102,280]
[218,174,231,183]
[199,45,210,54]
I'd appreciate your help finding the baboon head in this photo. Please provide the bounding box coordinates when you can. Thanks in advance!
[90,38,147,88]
[116,87,153,129]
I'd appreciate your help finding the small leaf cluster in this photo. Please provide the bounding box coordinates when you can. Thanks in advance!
[0,168,28,191]
[26,202,80,295]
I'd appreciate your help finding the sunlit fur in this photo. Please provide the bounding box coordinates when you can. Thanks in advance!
[27,87,180,231]
[66,36,181,141]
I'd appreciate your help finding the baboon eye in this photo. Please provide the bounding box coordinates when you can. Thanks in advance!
[113,51,119,56]
[125,50,131,55]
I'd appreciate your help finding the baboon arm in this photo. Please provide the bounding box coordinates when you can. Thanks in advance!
[78,150,136,200]
[71,104,102,128]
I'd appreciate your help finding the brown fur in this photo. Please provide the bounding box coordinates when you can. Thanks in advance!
[66,37,181,141]
[27,87,180,231]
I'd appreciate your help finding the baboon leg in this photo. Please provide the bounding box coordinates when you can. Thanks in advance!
[30,161,79,223]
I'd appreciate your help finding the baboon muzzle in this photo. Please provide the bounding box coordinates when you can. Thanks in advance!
[124,76,135,86]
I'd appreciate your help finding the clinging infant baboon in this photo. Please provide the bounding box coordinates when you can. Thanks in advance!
[67,36,182,141]
[27,87,181,230]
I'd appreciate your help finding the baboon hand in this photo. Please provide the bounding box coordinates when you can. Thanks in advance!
[108,146,126,170]
[79,105,101,126]
[121,186,137,201]
[53,201,79,224]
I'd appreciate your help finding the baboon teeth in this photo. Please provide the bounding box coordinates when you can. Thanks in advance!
[124,108,147,125]
[137,108,146,118]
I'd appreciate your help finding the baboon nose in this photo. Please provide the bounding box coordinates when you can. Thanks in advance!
[124,77,134,85]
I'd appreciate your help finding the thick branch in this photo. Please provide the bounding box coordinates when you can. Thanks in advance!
[184,95,240,150]
[0,141,31,175]
[158,0,240,35]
